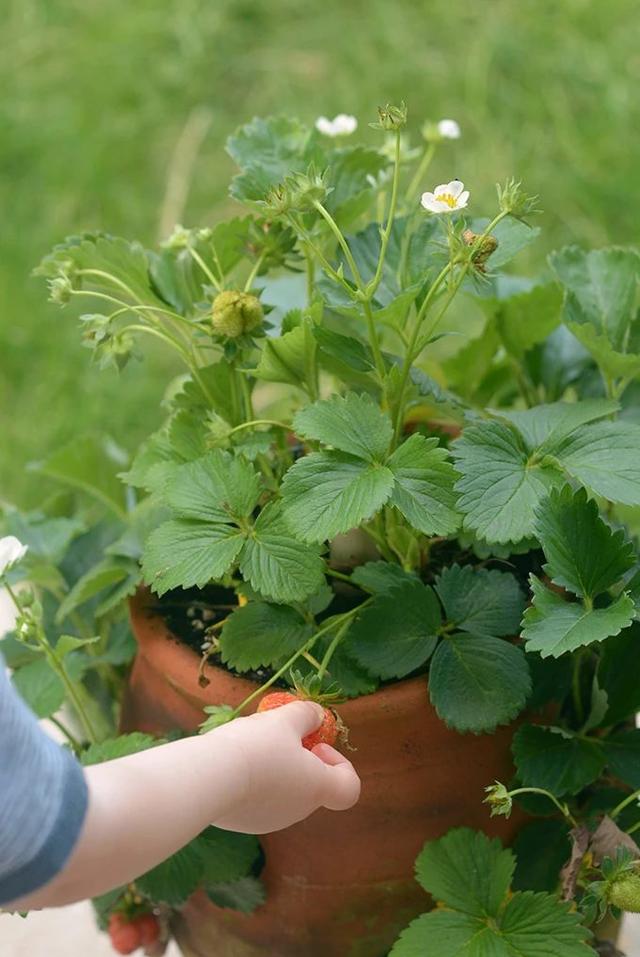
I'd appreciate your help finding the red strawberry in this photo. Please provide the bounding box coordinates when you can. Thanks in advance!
[135,913,161,947]
[257,691,338,750]
[108,913,142,955]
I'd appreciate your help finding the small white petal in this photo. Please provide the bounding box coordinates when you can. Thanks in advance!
[433,183,450,198]
[315,116,334,136]
[438,119,461,139]
[333,113,357,134]
[0,535,28,575]
[421,193,449,213]
[457,190,470,208]
[447,180,465,199]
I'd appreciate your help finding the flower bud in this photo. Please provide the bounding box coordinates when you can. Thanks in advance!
[372,102,407,132]
[462,229,499,272]
[496,178,540,221]
[211,290,264,338]
[161,224,193,250]
[483,781,513,818]
[48,275,74,305]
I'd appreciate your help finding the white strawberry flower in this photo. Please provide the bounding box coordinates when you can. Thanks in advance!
[0,536,28,576]
[315,114,358,137]
[437,118,461,139]
[421,180,470,214]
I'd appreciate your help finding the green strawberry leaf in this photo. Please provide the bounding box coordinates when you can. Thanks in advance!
[81,733,163,766]
[553,420,640,506]
[535,485,635,599]
[488,282,562,359]
[386,434,460,536]
[33,434,129,518]
[165,451,261,523]
[196,827,261,884]
[252,319,317,389]
[238,503,326,603]
[293,393,393,462]
[207,876,266,914]
[136,841,203,907]
[142,519,245,596]
[549,245,640,352]
[435,564,526,637]
[428,634,531,733]
[452,420,562,543]
[56,559,137,622]
[512,818,571,892]
[313,325,374,373]
[219,601,311,672]
[346,580,441,680]
[522,575,635,658]
[324,146,389,228]
[603,730,640,789]
[496,398,619,454]
[351,560,418,594]
[513,724,606,796]
[281,451,394,543]
[415,827,515,917]
[598,624,640,725]
[12,658,65,719]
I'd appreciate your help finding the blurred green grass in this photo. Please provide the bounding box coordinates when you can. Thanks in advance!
[2,0,640,505]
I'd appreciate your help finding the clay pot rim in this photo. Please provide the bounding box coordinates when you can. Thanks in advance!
[129,585,432,718]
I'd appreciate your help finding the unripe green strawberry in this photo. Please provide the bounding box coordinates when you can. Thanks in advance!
[211,290,263,338]
[607,872,640,912]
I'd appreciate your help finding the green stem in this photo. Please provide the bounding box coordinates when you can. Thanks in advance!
[244,252,266,293]
[572,650,585,725]
[611,788,640,820]
[404,142,436,206]
[287,217,354,297]
[367,131,402,299]
[49,715,83,754]
[312,201,364,291]
[362,298,387,387]
[4,583,97,744]
[232,605,364,716]
[626,820,640,837]
[507,787,577,827]
[226,418,291,436]
[317,616,361,681]
[305,246,316,305]
[76,268,144,303]
[188,246,221,291]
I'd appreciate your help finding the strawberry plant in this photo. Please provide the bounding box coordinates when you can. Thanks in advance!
[3,101,640,952]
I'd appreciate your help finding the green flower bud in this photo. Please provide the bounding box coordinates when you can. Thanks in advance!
[483,781,513,818]
[371,102,408,132]
[496,177,540,221]
[161,224,193,250]
[48,275,74,305]
[607,869,640,912]
[211,290,264,338]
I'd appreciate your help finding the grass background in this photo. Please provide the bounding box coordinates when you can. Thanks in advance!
[3,0,640,505]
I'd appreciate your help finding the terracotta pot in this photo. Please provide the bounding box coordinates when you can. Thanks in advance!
[123,588,523,957]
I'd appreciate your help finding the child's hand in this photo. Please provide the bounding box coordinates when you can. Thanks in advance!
[209,701,361,833]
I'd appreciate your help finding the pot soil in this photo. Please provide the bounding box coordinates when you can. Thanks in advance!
[123,587,524,957]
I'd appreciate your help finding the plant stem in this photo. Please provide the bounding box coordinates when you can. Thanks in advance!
[572,649,585,725]
[611,788,640,820]
[404,142,436,206]
[362,298,387,387]
[226,418,291,436]
[312,201,364,290]
[49,715,83,754]
[317,617,357,681]
[305,246,316,305]
[231,605,364,716]
[187,246,221,291]
[367,131,402,299]
[507,787,578,827]
[244,252,266,293]
[4,583,97,744]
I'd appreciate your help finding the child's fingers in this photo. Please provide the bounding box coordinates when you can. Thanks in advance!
[275,700,325,737]
[312,744,361,810]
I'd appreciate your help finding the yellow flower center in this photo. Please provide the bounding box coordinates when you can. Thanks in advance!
[438,193,458,208]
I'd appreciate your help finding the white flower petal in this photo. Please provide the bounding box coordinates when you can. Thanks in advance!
[438,119,461,139]
[433,183,450,198]
[0,535,28,575]
[447,180,465,199]
[421,193,449,213]
[315,116,334,136]
[457,190,470,208]
[333,113,357,134]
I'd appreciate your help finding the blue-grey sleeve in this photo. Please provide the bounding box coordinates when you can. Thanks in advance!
[0,662,88,905]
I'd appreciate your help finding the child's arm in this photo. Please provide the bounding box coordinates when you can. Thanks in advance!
[5,702,360,912]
